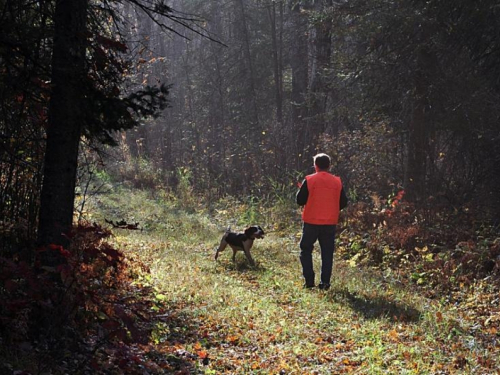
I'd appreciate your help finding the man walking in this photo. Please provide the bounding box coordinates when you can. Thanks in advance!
[296,153,348,290]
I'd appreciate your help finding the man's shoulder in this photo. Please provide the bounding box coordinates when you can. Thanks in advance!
[324,172,341,181]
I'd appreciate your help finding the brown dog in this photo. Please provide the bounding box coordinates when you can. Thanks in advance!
[214,226,265,266]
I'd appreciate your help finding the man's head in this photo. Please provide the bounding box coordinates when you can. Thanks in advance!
[314,153,331,171]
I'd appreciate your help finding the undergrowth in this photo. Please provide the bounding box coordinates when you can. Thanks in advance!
[1,184,499,374]
[91,186,499,373]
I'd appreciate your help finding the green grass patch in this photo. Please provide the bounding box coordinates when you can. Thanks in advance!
[85,187,500,374]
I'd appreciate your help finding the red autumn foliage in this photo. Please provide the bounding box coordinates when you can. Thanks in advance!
[0,222,171,374]
[339,188,500,295]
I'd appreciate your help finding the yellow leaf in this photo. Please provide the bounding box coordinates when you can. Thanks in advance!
[388,329,399,341]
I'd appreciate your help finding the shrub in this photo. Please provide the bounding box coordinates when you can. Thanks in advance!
[0,222,154,373]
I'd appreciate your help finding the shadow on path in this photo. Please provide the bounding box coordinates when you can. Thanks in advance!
[329,287,422,322]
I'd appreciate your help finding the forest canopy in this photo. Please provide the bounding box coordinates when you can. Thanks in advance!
[0,0,499,255]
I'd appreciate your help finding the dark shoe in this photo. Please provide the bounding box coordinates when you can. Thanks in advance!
[303,282,315,289]
[318,283,330,290]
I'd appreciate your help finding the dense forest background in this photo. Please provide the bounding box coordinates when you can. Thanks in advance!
[117,0,500,207]
[2,0,500,250]
[1,0,500,372]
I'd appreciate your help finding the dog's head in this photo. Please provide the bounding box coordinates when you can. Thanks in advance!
[245,225,265,239]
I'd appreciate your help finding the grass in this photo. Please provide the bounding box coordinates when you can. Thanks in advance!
[86,186,500,374]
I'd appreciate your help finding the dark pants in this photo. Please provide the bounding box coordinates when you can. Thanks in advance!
[299,223,336,286]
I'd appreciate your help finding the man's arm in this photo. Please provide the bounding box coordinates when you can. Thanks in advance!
[296,179,308,206]
[340,187,348,210]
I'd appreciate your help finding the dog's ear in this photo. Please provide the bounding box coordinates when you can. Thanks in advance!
[244,227,256,237]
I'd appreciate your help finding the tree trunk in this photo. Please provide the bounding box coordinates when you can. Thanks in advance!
[37,0,88,251]
[308,0,333,139]
[268,1,283,123]
[406,85,428,203]
[406,46,433,203]
[208,0,229,192]
[234,0,260,129]
[289,4,309,170]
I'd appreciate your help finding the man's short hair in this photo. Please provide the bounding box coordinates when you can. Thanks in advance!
[314,153,330,170]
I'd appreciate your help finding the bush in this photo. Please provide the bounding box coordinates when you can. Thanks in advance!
[0,222,155,373]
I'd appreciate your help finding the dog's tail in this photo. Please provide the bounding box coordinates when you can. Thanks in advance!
[220,226,231,240]
[215,226,231,261]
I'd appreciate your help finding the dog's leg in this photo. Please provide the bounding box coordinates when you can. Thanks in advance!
[215,238,228,261]
[243,251,256,266]
[243,243,256,266]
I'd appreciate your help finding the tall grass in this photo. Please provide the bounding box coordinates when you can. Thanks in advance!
[84,185,499,374]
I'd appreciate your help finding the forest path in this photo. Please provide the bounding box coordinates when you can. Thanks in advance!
[90,189,498,374]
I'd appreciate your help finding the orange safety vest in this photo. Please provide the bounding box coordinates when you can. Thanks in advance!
[302,172,342,225]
